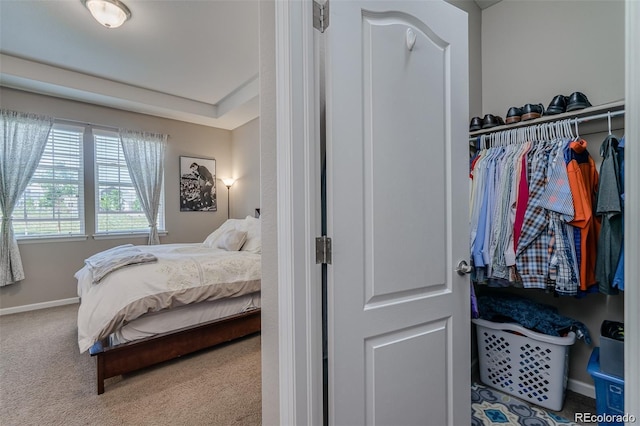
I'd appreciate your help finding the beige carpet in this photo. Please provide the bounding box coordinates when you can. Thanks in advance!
[0,304,261,426]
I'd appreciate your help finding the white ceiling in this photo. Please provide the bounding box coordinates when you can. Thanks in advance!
[0,0,501,130]
[0,0,259,130]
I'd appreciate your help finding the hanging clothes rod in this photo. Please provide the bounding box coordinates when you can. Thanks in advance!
[469,101,625,141]
[573,109,624,125]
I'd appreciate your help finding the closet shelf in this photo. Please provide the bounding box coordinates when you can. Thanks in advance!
[469,100,625,137]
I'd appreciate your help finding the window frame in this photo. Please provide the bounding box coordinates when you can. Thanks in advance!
[92,128,166,237]
[12,123,86,241]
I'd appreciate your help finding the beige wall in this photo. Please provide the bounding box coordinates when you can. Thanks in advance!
[0,87,236,309]
[230,117,261,219]
[482,0,625,118]
[479,0,626,388]
[258,1,279,425]
[446,0,483,118]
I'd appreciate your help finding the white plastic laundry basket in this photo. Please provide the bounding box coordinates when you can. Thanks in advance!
[473,318,576,411]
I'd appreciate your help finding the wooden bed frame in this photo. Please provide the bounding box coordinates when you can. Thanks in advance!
[91,308,261,394]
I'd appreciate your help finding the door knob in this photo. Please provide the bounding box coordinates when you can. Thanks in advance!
[455,260,472,275]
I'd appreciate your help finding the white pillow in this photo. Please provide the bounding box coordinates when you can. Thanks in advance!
[203,219,243,248]
[216,229,247,251]
[239,215,261,254]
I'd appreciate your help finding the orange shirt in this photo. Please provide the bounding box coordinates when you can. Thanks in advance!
[566,140,600,290]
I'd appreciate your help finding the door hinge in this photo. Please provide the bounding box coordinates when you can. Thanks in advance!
[313,0,329,33]
[315,236,332,264]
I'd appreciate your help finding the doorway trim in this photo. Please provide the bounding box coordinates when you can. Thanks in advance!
[273,0,639,423]
[275,0,323,425]
[624,0,639,415]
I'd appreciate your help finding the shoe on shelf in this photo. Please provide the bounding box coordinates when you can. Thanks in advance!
[470,116,482,132]
[566,91,592,112]
[481,114,501,129]
[505,107,523,124]
[521,103,545,121]
[545,95,569,115]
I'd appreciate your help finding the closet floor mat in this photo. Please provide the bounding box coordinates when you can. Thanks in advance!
[472,382,581,425]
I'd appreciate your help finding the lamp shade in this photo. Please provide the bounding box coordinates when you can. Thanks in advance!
[82,0,131,28]
[222,178,236,187]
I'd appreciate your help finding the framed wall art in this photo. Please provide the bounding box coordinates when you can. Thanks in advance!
[179,156,217,211]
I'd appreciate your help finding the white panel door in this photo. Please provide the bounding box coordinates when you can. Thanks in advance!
[325,1,470,425]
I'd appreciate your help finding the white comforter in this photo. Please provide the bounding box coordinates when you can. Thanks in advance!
[76,243,261,353]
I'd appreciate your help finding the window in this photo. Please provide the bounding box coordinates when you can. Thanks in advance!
[12,124,85,238]
[93,129,165,234]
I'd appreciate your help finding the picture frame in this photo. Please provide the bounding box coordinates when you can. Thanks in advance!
[179,156,217,212]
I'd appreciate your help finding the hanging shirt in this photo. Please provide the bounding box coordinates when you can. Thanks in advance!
[596,135,624,294]
[565,139,600,290]
[549,213,580,295]
[489,145,513,279]
[540,139,579,295]
[484,147,508,278]
[506,142,532,270]
[539,139,575,222]
[612,136,625,291]
[516,141,553,289]
[471,150,490,273]
[491,143,528,281]
[513,149,530,250]
[471,147,500,282]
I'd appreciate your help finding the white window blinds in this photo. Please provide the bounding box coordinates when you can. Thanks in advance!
[93,129,165,234]
[12,124,85,237]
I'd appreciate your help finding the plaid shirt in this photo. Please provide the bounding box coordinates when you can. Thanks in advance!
[516,141,553,289]
[549,212,580,295]
[540,139,575,221]
[543,140,580,295]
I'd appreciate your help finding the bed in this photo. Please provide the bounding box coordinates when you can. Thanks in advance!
[76,216,261,394]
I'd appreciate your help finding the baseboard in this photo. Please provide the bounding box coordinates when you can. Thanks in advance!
[567,378,596,399]
[0,297,79,316]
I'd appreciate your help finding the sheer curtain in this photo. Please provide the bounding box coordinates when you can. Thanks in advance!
[119,130,167,245]
[0,110,53,287]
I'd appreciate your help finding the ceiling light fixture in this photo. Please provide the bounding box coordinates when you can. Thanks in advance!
[82,0,131,29]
